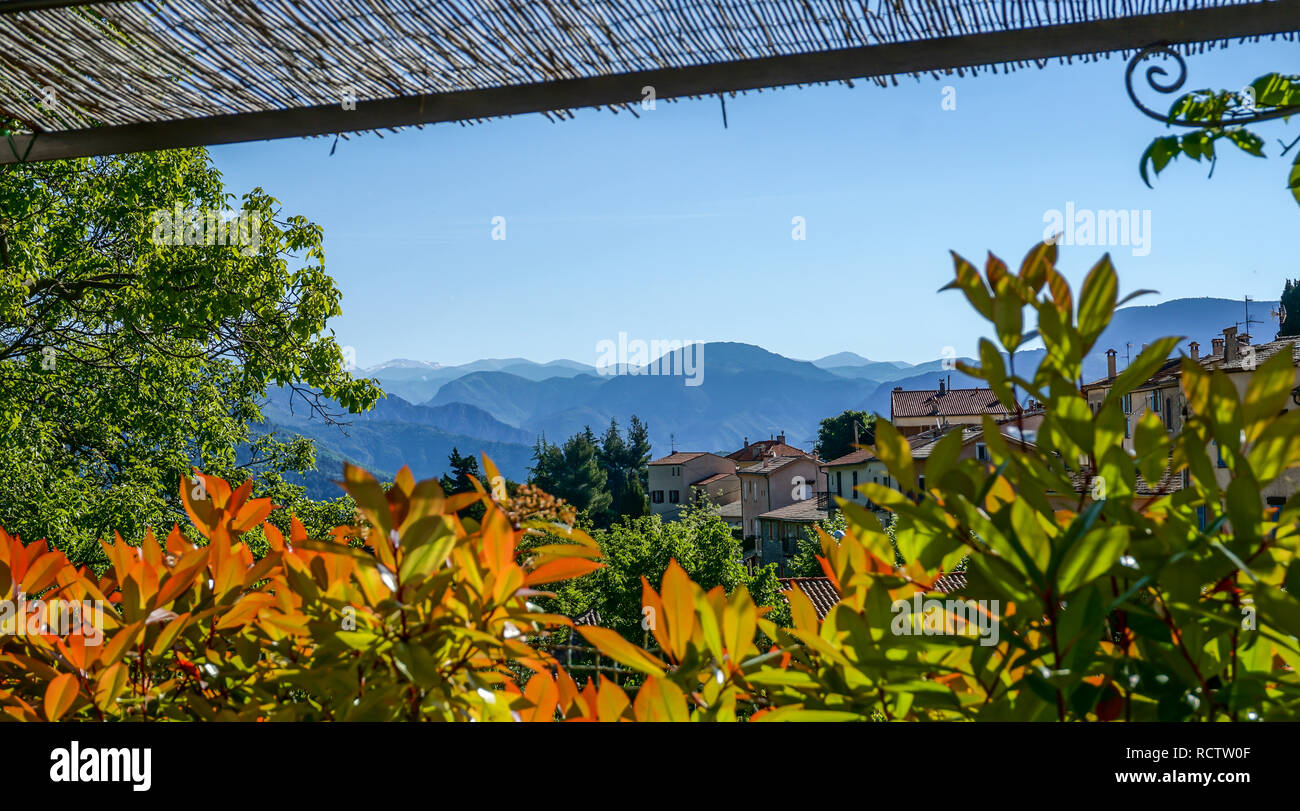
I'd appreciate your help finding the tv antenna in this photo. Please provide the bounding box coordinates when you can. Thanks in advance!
[1239,294,1264,338]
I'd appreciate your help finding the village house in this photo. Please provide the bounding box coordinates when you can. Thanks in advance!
[890,377,1018,437]
[757,499,827,576]
[738,451,822,555]
[727,433,815,468]
[1209,331,1300,509]
[646,451,736,521]
[820,422,1037,510]
[1072,326,1300,511]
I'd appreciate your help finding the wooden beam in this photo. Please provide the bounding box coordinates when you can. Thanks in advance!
[4,1,1297,164]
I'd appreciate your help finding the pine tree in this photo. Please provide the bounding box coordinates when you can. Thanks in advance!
[1281,279,1300,338]
[439,447,481,494]
[440,447,485,520]
[529,428,611,519]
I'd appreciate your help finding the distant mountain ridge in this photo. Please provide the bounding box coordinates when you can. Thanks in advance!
[274,296,1275,487]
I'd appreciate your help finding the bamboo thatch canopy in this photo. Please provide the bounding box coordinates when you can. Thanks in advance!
[1,0,1297,163]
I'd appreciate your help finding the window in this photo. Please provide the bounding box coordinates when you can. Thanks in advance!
[835,471,842,496]
[851,470,858,498]
[1165,394,1173,428]
[1122,394,1132,414]
[975,443,989,462]
[651,490,664,504]
[669,490,680,504]
[883,476,891,490]
[1216,442,1226,468]
[1152,389,1162,413]
[671,466,680,477]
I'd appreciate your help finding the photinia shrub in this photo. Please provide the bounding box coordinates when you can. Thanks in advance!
[4,241,1298,721]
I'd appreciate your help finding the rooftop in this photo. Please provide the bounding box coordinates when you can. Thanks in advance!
[891,387,1016,420]
[728,439,814,463]
[740,455,811,476]
[692,471,737,487]
[779,577,841,621]
[758,499,827,523]
[648,452,706,466]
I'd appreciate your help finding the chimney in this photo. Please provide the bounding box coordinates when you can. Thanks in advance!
[1189,341,1200,361]
[1212,337,1225,356]
[1106,348,1117,379]
[743,436,748,448]
[1239,333,1251,347]
[1224,326,1239,363]
[938,377,946,395]
[776,432,785,445]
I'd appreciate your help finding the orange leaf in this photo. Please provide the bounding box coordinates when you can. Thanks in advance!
[660,560,696,661]
[632,676,690,722]
[576,627,664,677]
[520,672,559,722]
[595,676,631,722]
[94,662,128,712]
[230,498,275,534]
[19,551,64,595]
[524,557,603,586]
[44,673,79,721]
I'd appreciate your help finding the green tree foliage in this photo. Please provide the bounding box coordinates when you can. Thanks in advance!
[532,419,651,527]
[1280,279,1300,338]
[597,416,651,523]
[0,150,379,562]
[814,409,875,460]
[539,502,785,642]
[529,428,613,521]
[569,240,1300,720]
[1139,72,1300,208]
[440,446,486,521]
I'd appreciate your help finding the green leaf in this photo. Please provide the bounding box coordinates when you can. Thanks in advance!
[1077,255,1118,348]
[1057,525,1128,594]
[872,419,916,491]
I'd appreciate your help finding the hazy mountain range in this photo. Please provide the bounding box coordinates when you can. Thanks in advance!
[265,297,1278,496]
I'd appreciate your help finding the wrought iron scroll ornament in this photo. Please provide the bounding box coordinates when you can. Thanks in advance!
[1126,44,1300,129]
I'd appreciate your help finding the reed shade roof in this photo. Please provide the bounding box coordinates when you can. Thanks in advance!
[1,0,1297,163]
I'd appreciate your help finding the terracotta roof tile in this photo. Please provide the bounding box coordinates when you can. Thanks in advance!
[758,499,827,522]
[692,472,736,486]
[779,577,842,620]
[1218,339,1300,372]
[1068,465,1185,496]
[649,452,706,466]
[891,387,1016,419]
[740,455,809,475]
[822,447,877,467]
[728,441,816,462]
[712,501,742,519]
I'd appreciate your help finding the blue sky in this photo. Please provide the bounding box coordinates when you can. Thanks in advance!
[211,40,1298,367]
